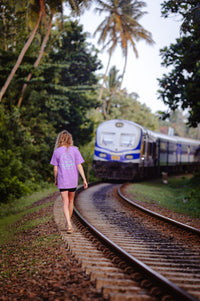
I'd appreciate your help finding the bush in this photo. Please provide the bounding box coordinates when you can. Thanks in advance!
[0,176,31,202]
[0,105,37,203]
[79,139,97,183]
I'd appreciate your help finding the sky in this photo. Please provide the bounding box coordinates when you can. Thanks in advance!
[77,1,181,113]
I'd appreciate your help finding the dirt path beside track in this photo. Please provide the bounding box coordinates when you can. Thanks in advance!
[0,192,105,301]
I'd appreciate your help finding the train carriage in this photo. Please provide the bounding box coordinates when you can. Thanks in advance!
[93,119,200,181]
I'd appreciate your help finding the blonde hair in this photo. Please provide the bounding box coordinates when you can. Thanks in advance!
[54,130,73,150]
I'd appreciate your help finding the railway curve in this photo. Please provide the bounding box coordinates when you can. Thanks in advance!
[54,182,200,301]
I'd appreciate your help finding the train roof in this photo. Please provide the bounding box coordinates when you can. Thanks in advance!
[147,129,200,145]
[97,119,144,129]
[146,130,177,143]
[97,119,200,146]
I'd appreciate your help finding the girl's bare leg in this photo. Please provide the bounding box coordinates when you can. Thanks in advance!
[60,191,72,228]
[68,191,75,219]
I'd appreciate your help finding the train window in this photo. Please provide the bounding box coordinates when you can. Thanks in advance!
[120,134,134,147]
[160,141,167,152]
[181,144,188,154]
[148,143,157,157]
[169,142,176,154]
[101,132,115,146]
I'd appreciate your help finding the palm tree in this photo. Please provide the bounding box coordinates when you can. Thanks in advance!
[0,0,45,102]
[94,0,154,100]
[17,0,90,107]
[103,65,121,118]
[17,12,53,108]
[1,0,90,103]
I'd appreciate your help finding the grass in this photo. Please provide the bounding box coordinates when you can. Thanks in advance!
[16,213,54,232]
[0,184,57,246]
[126,174,200,219]
[0,183,57,218]
[1,174,199,246]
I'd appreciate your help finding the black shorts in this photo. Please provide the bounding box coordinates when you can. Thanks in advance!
[60,187,76,192]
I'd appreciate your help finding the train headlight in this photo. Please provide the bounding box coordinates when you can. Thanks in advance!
[125,155,133,159]
[99,153,107,158]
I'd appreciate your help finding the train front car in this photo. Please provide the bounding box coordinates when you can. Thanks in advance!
[93,119,143,180]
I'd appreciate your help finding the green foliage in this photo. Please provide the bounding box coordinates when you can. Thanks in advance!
[158,0,200,127]
[0,185,56,245]
[0,1,30,53]
[97,65,159,130]
[157,109,200,139]
[161,0,200,33]
[0,105,39,202]
[0,3,160,205]
[79,139,97,183]
[127,174,200,218]
[0,47,39,108]
[0,184,56,218]
[101,83,159,131]
[24,20,102,146]
[0,16,102,203]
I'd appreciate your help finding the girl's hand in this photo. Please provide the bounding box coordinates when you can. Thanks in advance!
[83,180,88,189]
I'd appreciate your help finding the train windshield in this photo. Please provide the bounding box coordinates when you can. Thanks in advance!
[101,132,115,146]
[120,134,134,147]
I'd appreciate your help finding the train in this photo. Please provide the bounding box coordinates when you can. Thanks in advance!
[93,119,200,180]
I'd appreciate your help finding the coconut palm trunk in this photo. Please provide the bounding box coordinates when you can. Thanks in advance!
[0,10,43,102]
[98,51,112,101]
[17,13,53,108]
[120,48,128,89]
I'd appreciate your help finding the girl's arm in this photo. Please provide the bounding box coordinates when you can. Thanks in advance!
[78,164,88,189]
[53,165,58,186]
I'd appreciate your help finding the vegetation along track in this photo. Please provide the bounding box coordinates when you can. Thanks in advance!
[54,183,200,301]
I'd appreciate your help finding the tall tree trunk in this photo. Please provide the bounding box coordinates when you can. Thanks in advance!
[18,13,53,108]
[120,49,128,89]
[0,10,42,103]
[98,52,112,102]
[106,92,114,117]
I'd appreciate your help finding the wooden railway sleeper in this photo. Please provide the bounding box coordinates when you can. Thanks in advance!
[73,184,200,301]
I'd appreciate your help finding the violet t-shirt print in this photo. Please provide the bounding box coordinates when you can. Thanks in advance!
[60,152,75,170]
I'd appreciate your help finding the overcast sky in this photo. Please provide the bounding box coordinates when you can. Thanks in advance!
[77,1,181,113]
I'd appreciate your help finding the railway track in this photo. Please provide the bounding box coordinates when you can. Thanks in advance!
[54,183,200,301]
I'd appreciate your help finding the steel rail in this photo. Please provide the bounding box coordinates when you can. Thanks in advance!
[74,184,199,301]
[118,186,200,236]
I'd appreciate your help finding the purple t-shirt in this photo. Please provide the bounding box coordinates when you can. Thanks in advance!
[50,146,84,189]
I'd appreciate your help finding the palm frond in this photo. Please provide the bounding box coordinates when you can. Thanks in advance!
[94,0,154,99]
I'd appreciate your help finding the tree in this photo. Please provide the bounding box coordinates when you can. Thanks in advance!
[21,20,102,145]
[0,104,38,202]
[102,65,122,119]
[0,0,90,103]
[158,0,200,127]
[17,0,91,107]
[0,18,101,202]
[0,0,44,102]
[112,91,159,130]
[99,73,159,130]
[17,10,55,108]
[94,0,154,100]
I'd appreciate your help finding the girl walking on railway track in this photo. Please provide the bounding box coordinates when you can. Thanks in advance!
[50,130,88,233]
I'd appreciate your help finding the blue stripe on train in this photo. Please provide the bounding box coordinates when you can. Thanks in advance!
[94,150,140,161]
